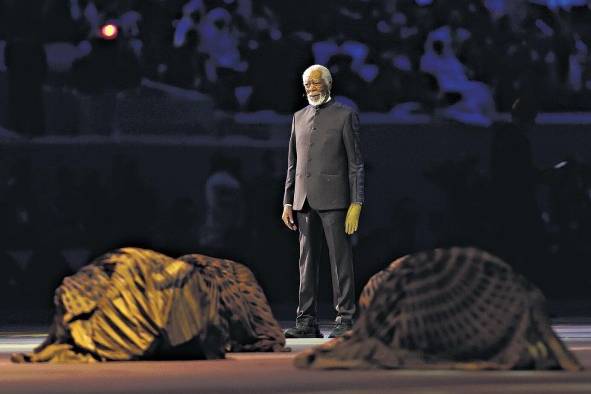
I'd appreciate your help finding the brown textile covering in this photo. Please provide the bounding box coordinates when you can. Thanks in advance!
[295,247,582,371]
[12,247,285,363]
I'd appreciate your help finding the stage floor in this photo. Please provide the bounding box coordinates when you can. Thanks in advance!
[0,323,590,393]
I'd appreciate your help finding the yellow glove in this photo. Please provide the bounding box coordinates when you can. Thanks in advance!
[345,203,362,235]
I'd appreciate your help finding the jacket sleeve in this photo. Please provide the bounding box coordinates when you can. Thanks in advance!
[342,110,365,204]
[283,115,297,206]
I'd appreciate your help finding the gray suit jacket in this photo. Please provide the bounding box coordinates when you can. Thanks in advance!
[283,99,364,211]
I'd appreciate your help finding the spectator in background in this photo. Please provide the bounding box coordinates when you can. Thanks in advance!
[69,31,141,134]
[327,53,365,110]
[75,0,101,38]
[242,2,312,113]
[198,154,247,260]
[489,96,544,282]
[70,33,141,94]
[424,9,471,60]
[245,29,312,113]
[173,0,204,49]
[165,29,205,89]
[119,6,142,39]
[136,0,178,79]
[568,33,588,93]
[361,52,407,112]
[197,7,246,110]
[39,0,88,43]
[421,39,496,126]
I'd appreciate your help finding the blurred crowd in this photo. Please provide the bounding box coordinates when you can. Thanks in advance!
[2,0,591,129]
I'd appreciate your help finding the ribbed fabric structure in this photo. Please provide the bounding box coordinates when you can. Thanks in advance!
[295,247,582,371]
[13,247,285,363]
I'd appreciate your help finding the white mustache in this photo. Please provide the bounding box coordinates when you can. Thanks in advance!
[307,92,328,106]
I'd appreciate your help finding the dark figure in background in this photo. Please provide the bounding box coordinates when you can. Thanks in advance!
[282,65,365,339]
[489,97,545,284]
[246,31,313,113]
[69,35,141,134]
[165,29,205,89]
[198,154,248,261]
[70,36,142,92]
[4,29,47,137]
[136,0,176,80]
[326,54,365,108]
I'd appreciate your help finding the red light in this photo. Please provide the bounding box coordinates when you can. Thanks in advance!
[100,24,118,40]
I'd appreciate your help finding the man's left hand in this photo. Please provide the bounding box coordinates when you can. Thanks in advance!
[345,203,362,235]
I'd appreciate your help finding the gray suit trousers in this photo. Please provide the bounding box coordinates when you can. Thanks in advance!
[296,201,356,323]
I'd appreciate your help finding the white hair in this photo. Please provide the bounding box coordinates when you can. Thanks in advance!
[302,64,332,89]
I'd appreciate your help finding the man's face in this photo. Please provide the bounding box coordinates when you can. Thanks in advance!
[304,69,329,106]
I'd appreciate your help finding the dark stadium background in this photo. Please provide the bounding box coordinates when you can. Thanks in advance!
[1,0,591,322]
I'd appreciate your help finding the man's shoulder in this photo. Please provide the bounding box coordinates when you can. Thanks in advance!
[331,101,357,115]
[294,105,311,117]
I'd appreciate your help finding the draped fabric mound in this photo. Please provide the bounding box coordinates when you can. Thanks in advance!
[295,247,582,371]
[12,247,286,363]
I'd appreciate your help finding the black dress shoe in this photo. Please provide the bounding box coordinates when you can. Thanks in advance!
[328,321,353,338]
[284,322,323,338]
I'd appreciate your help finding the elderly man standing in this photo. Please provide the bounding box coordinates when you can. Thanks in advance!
[282,64,365,338]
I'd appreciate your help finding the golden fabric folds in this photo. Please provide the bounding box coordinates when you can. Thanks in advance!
[13,247,285,363]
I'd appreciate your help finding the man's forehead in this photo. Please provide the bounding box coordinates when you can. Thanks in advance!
[305,69,324,81]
